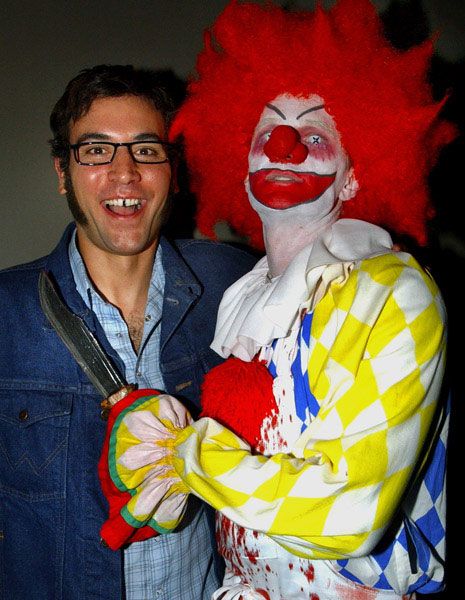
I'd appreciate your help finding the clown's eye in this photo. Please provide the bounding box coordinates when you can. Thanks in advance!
[309,135,322,145]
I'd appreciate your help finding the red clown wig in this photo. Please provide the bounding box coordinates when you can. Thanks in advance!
[171,0,455,249]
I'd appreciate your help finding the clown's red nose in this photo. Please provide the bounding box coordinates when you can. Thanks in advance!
[263,125,308,164]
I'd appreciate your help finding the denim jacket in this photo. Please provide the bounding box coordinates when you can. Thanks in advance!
[0,224,256,600]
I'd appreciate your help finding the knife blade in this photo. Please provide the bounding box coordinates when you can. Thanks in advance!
[38,270,136,408]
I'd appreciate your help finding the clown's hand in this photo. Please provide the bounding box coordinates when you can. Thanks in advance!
[98,390,192,549]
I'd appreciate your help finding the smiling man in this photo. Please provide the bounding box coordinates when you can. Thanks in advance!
[0,65,255,599]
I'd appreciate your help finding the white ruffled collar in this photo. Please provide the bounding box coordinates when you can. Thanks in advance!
[211,219,393,361]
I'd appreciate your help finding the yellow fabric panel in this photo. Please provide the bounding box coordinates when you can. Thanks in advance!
[410,301,444,364]
[373,468,410,530]
[172,252,446,558]
[272,495,336,538]
[344,428,388,485]
[328,312,372,374]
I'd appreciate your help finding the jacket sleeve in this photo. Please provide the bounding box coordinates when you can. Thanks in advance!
[172,255,446,559]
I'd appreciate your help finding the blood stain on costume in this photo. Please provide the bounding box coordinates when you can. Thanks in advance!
[253,530,259,538]
[334,583,381,599]
[245,547,259,564]
[236,526,246,547]
[303,564,315,582]
[289,563,294,570]
[310,595,320,600]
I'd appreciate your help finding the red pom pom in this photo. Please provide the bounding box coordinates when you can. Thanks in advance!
[201,357,277,450]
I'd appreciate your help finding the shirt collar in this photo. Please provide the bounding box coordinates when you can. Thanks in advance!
[211,219,393,361]
[68,230,165,312]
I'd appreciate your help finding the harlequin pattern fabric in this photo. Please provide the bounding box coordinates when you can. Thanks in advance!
[107,247,446,597]
[173,251,445,552]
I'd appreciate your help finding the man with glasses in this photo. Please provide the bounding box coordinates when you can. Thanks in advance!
[0,64,255,599]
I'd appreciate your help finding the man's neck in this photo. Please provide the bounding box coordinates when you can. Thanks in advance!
[263,217,336,278]
[76,232,159,351]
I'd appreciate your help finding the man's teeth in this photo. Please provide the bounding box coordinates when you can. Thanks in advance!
[105,199,142,208]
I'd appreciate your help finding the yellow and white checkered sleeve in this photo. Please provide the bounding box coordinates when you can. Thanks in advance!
[173,253,446,559]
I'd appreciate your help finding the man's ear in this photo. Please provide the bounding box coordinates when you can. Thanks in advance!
[53,158,67,196]
[338,167,359,202]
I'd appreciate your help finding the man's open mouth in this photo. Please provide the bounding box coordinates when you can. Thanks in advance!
[103,198,143,215]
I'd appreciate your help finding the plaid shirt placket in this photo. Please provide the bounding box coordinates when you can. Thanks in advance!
[69,235,217,600]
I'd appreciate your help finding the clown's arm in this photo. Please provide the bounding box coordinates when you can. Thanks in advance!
[108,256,446,559]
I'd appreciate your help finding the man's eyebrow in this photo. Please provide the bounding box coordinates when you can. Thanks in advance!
[75,132,109,144]
[265,103,286,120]
[133,132,164,141]
[74,132,163,144]
[296,104,325,120]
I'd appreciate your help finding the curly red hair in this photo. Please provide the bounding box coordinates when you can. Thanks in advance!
[171,0,455,249]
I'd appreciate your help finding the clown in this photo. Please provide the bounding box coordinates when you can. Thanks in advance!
[99,1,454,598]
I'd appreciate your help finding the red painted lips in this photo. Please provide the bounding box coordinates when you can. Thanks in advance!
[249,169,336,209]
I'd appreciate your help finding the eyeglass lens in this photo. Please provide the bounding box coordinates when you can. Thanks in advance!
[76,142,168,165]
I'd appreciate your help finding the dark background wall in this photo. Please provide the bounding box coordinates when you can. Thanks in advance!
[1,1,463,598]
[0,0,463,269]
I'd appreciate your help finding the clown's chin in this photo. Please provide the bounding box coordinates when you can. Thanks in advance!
[249,169,336,209]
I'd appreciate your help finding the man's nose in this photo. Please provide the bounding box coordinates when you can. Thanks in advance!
[263,125,308,164]
[108,146,141,182]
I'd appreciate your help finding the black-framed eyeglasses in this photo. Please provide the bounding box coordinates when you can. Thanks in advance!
[69,140,177,166]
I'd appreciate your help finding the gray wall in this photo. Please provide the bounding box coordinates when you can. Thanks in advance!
[1,0,463,269]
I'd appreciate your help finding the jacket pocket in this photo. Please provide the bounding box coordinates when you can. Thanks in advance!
[0,388,72,500]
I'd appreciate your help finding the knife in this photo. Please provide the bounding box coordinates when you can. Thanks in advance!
[38,270,136,411]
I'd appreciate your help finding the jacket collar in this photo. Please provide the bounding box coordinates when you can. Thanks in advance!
[43,223,202,359]
[158,237,201,353]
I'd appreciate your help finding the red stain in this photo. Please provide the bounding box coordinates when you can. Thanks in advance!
[265,564,271,572]
[257,591,271,600]
[217,514,243,572]
[236,526,246,547]
[310,595,320,600]
[334,583,381,599]
[252,530,258,538]
[289,563,294,570]
[303,564,315,583]
[245,547,259,564]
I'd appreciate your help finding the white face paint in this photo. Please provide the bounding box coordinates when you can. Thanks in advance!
[245,94,359,277]
[246,94,357,227]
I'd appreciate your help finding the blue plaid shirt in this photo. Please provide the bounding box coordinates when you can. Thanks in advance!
[69,233,218,600]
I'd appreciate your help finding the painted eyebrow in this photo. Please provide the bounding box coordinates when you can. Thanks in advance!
[74,132,163,144]
[265,103,287,120]
[296,104,325,120]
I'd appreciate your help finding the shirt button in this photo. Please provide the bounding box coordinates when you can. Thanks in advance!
[18,409,29,421]
[99,537,109,548]
[116,332,123,338]
[136,370,143,377]
[145,314,152,322]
